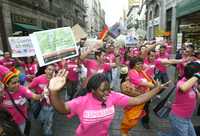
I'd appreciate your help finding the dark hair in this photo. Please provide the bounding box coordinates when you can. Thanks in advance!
[0,108,23,136]
[87,73,109,92]
[184,62,200,79]
[36,66,46,76]
[95,48,106,59]
[129,57,144,69]
[139,45,146,51]
[148,49,156,55]
[160,45,166,49]
[187,44,195,50]
[24,57,34,64]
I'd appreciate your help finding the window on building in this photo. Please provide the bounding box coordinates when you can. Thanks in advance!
[154,4,159,18]
[149,11,152,20]
[49,0,53,10]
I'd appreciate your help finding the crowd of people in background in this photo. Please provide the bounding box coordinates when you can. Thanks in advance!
[0,37,199,136]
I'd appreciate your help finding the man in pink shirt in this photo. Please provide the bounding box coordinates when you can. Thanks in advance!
[80,48,112,91]
[0,52,16,70]
[65,58,79,100]
[144,50,156,79]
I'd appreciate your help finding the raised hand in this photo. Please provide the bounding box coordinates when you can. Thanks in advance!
[48,69,68,92]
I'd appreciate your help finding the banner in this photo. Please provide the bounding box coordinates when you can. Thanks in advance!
[8,36,35,57]
[30,27,79,67]
[98,25,109,40]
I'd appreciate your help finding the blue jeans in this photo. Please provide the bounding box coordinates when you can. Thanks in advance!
[158,113,196,136]
[38,106,54,136]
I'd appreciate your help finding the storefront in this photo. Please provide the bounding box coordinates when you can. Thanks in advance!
[176,0,200,48]
[11,14,43,35]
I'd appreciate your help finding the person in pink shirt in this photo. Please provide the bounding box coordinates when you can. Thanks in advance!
[49,70,170,136]
[0,52,16,70]
[0,65,42,134]
[80,48,113,90]
[28,64,55,136]
[120,57,156,135]
[65,58,79,100]
[19,57,38,83]
[155,45,191,83]
[144,49,156,79]
[159,61,200,136]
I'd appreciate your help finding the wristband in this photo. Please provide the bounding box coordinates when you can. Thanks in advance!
[194,72,200,79]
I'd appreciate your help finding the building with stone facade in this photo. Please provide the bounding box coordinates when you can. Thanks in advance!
[127,0,146,38]
[145,0,200,49]
[84,0,105,38]
[0,0,87,51]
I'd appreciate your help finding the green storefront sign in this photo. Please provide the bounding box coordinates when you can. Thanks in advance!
[176,0,200,17]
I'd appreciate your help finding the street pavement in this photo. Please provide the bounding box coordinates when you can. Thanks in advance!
[30,66,200,136]
[30,89,200,136]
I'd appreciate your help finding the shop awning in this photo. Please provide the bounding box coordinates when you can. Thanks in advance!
[14,23,43,32]
[176,0,200,18]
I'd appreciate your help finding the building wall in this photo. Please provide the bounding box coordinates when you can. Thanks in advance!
[146,0,166,40]
[85,0,105,38]
[0,0,87,51]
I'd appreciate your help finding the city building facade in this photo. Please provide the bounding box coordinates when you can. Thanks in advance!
[85,0,105,38]
[0,0,87,51]
[145,0,200,48]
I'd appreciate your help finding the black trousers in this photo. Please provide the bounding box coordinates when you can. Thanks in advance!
[141,101,150,124]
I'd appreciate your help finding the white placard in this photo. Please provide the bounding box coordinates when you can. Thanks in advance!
[30,27,79,67]
[8,36,35,57]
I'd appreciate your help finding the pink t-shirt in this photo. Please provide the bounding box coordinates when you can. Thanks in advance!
[22,63,37,82]
[0,58,16,70]
[84,59,111,77]
[66,59,79,81]
[171,78,197,118]
[2,86,34,125]
[66,91,130,136]
[128,69,152,93]
[29,74,49,105]
[29,74,49,94]
[155,58,167,73]
[144,59,155,78]
[104,53,115,63]
[82,59,111,87]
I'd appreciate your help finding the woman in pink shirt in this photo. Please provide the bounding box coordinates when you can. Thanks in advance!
[19,57,38,83]
[49,70,170,136]
[159,62,200,136]
[0,65,42,134]
[29,64,55,136]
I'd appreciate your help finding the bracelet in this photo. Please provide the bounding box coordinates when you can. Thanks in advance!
[193,73,200,80]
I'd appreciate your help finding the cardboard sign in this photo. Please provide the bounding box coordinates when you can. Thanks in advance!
[8,36,35,57]
[72,24,87,43]
[80,39,103,54]
[30,27,79,67]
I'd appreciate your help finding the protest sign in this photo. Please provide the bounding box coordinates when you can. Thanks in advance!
[80,39,103,54]
[8,36,35,57]
[125,35,138,47]
[72,24,87,43]
[30,27,79,67]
